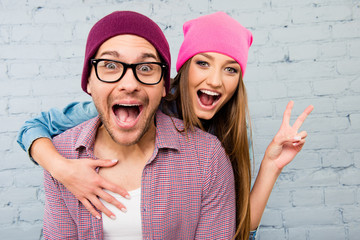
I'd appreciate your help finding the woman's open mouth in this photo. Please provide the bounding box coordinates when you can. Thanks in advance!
[197,89,221,108]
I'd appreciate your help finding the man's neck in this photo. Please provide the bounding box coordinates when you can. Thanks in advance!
[93,124,156,191]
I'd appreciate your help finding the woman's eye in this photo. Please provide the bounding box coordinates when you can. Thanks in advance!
[196,61,209,67]
[225,67,238,73]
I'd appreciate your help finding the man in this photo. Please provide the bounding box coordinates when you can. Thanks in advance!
[42,11,235,239]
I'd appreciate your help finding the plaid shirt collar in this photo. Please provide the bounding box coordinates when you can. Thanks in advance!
[73,109,180,155]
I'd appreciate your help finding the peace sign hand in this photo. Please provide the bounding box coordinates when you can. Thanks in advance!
[264,101,314,170]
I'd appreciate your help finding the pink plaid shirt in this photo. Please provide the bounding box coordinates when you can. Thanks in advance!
[43,110,235,239]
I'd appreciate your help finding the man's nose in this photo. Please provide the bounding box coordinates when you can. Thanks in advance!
[116,68,140,92]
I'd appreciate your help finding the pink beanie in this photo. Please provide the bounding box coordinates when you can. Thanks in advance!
[176,12,253,76]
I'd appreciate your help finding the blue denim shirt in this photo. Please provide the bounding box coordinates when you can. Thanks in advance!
[17,101,97,155]
[16,101,258,238]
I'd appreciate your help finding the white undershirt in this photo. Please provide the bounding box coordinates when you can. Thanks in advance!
[100,188,142,240]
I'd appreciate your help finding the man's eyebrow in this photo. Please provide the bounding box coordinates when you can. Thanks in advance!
[98,51,119,58]
[141,52,160,61]
[97,51,160,61]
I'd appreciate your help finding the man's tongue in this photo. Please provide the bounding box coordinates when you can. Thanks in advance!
[199,92,216,106]
[114,106,139,123]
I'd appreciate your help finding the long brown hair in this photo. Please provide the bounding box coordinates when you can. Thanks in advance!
[163,59,252,240]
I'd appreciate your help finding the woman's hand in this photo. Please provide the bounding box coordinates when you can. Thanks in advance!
[31,138,129,220]
[264,101,314,170]
[52,157,130,220]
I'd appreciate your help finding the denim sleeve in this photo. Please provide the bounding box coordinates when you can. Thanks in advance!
[16,101,97,160]
[249,228,257,240]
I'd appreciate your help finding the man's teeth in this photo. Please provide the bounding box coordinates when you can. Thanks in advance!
[117,104,140,107]
[200,89,219,96]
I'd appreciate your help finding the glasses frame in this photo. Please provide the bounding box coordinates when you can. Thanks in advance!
[91,58,167,85]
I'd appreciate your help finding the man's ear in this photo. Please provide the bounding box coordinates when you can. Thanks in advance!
[162,85,166,97]
[87,79,92,95]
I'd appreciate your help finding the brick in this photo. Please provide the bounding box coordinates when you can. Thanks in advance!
[0,225,43,240]
[313,78,349,96]
[0,207,17,224]
[339,167,360,186]
[308,226,346,240]
[257,81,287,100]
[0,188,37,205]
[211,0,268,10]
[11,24,43,42]
[342,206,360,223]
[304,116,349,133]
[283,207,341,227]
[291,5,352,24]
[0,25,10,44]
[332,21,360,39]
[271,24,331,43]
[42,24,73,42]
[337,59,360,75]
[287,151,321,170]
[321,150,353,168]
[0,150,35,170]
[286,81,312,98]
[14,169,43,187]
[288,44,318,61]
[288,228,308,240]
[8,97,42,115]
[0,9,32,24]
[282,168,339,188]
[257,46,288,63]
[33,7,65,24]
[338,133,360,150]
[8,62,40,79]
[187,0,209,12]
[292,188,323,207]
[0,170,14,187]
[277,61,336,81]
[350,78,360,93]
[260,209,283,227]
[266,190,292,208]
[318,42,347,59]
[19,204,44,222]
[0,80,32,97]
[349,40,360,57]
[348,223,360,239]
[256,228,285,240]
[355,152,360,169]
[325,187,355,205]
[248,101,273,119]
[257,10,289,27]
[0,44,58,60]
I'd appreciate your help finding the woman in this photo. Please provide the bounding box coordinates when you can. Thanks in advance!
[17,12,313,239]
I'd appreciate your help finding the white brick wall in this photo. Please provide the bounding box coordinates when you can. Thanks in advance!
[0,0,359,239]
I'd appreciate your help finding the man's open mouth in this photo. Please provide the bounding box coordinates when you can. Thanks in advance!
[197,89,221,107]
[112,104,142,124]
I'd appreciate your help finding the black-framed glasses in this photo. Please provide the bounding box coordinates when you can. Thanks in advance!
[91,59,167,85]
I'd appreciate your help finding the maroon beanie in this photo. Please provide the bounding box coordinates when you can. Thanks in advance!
[81,11,171,94]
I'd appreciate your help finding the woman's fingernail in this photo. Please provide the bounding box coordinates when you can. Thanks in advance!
[110,215,116,220]
[112,159,118,163]
[294,136,301,141]
[125,194,131,200]
[121,208,127,213]
[96,215,101,220]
